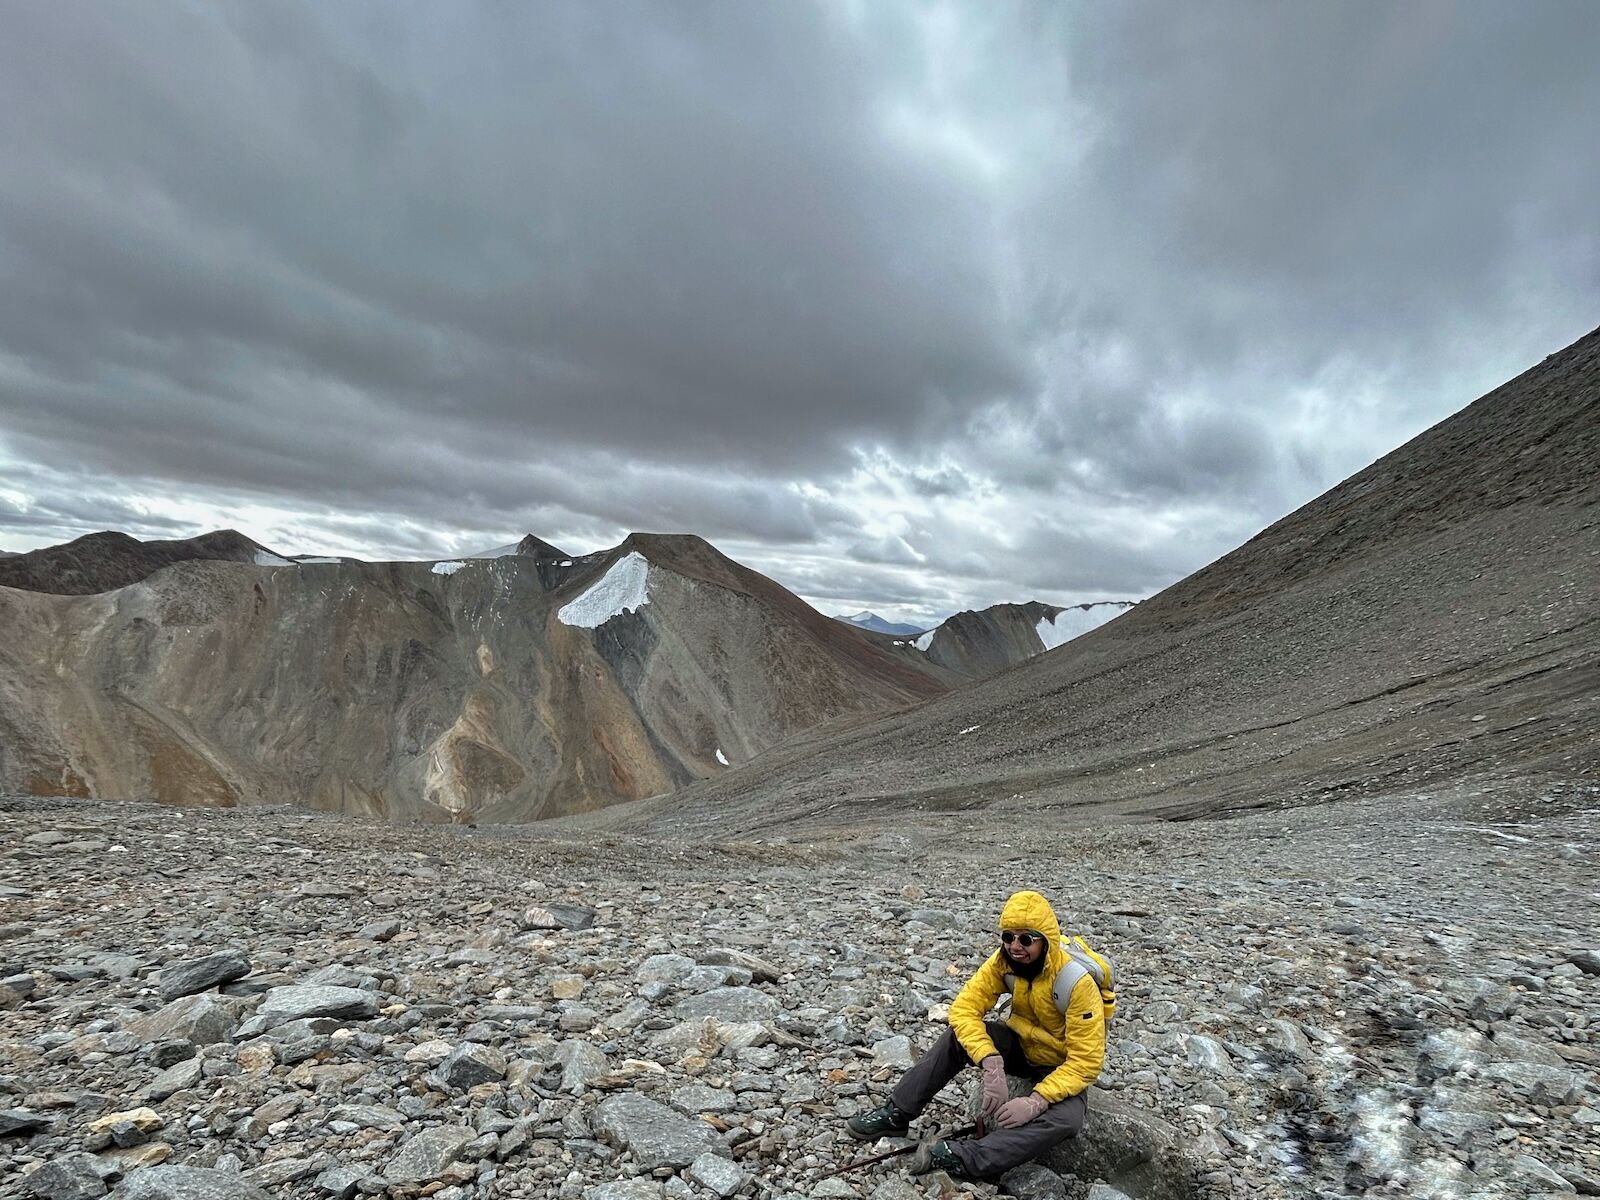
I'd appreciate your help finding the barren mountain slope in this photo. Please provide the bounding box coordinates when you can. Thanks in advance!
[0,529,286,595]
[0,534,957,821]
[598,326,1600,838]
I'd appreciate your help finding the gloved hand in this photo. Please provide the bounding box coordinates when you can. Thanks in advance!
[980,1055,1008,1117]
[996,1092,1049,1129]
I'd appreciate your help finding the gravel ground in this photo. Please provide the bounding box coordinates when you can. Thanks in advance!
[1,780,1595,1199]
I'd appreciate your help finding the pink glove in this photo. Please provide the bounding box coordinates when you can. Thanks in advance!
[996,1092,1049,1129]
[980,1055,1008,1117]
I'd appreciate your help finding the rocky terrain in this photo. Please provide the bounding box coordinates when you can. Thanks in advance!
[2,779,1595,1200]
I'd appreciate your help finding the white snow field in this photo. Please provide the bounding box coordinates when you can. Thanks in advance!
[913,630,936,651]
[558,551,652,628]
[431,561,467,576]
[252,550,293,566]
[1035,603,1129,651]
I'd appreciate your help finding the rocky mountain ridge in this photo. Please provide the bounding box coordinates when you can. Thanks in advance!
[0,530,288,596]
[0,533,974,820]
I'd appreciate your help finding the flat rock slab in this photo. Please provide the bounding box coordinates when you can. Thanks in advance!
[670,986,779,1023]
[157,952,251,1002]
[1,1108,52,1136]
[256,985,378,1025]
[125,995,236,1048]
[111,1165,273,1199]
[20,1153,108,1199]
[594,1094,728,1170]
[384,1125,477,1184]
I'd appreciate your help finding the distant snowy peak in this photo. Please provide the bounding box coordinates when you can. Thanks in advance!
[557,551,652,628]
[1035,601,1137,651]
[837,610,927,636]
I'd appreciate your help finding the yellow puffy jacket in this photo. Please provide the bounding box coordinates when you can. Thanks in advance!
[948,890,1108,1104]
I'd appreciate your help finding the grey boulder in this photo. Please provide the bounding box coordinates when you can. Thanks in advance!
[157,952,251,1002]
[593,1093,728,1170]
[384,1125,477,1185]
[125,994,237,1048]
[671,986,779,1023]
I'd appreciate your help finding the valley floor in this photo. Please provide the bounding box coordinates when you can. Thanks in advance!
[1,782,1595,1199]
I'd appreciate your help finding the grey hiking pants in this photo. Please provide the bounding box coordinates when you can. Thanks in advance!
[890,1019,1087,1179]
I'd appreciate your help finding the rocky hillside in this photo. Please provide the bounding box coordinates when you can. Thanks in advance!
[597,325,1600,839]
[0,530,290,596]
[0,534,960,821]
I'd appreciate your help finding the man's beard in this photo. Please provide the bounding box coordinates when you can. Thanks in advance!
[1006,945,1048,979]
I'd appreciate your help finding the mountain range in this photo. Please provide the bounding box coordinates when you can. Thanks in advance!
[0,526,1128,819]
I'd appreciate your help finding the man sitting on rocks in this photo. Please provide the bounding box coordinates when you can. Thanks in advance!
[846,889,1110,1179]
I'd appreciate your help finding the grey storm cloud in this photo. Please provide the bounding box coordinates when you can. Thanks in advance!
[1,1,1597,623]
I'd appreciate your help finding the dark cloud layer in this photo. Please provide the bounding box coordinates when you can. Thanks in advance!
[2,2,1596,623]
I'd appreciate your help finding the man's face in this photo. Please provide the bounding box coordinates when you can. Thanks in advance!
[1001,929,1045,966]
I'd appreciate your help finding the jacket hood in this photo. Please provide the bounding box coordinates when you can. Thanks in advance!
[999,890,1063,948]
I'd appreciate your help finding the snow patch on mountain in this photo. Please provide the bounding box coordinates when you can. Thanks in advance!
[431,561,467,576]
[558,551,652,628]
[253,550,292,566]
[715,748,729,766]
[1036,602,1134,650]
[914,630,936,651]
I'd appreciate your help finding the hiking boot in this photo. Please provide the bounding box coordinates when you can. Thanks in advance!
[845,1100,911,1140]
[908,1138,963,1175]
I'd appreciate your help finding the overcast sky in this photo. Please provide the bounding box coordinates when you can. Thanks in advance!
[2,2,1596,624]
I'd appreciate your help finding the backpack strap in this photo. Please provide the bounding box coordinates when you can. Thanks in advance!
[1053,936,1115,1018]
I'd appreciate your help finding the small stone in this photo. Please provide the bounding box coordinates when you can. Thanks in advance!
[593,1094,728,1170]
[254,985,378,1026]
[556,1040,610,1094]
[20,1154,108,1200]
[157,951,251,1001]
[1569,949,1600,976]
[0,1109,52,1136]
[584,1183,662,1200]
[384,1125,477,1185]
[686,1151,748,1197]
[314,1165,364,1200]
[999,1163,1068,1200]
[87,1107,164,1138]
[125,994,236,1048]
[551,974,585,1000]
[427,1043,507,1091]
[636,954,695,984]
[872,1035,914,1069]
[113,1164,272,1199]
[671,987,780,1023]
[356,919,401,941]
[144,1062,203,1107]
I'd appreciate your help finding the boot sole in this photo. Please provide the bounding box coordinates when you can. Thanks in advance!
[845,1123,909,1142]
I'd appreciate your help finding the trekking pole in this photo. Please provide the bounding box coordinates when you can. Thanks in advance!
[824,1120,985,1178]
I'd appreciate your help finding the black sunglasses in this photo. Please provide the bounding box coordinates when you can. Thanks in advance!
[1000,931,1040,947]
